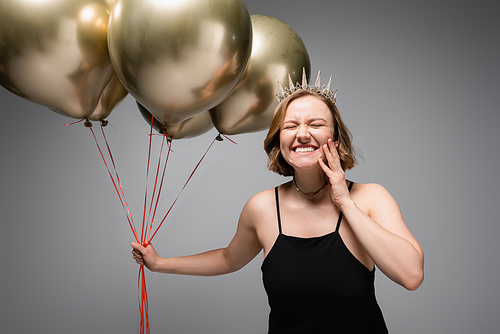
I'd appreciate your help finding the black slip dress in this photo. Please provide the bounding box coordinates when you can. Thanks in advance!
[261,182,388,333]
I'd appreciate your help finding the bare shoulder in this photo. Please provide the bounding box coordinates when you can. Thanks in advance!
[239,187,277,226]
[350,181,423,257]
[350,182,400,218]
[242,188,276,216]
[351,182,392,197]
[351,181,389,193]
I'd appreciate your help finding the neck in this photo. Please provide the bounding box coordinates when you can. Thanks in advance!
[293,170,328,197]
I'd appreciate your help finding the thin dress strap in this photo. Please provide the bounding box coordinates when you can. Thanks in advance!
[335,181,354,232]
[274,186,282,234]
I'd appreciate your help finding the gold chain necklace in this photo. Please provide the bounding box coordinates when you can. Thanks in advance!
[293,178,328,199]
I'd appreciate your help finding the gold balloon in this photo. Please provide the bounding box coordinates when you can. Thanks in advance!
[137,101,213,140]
[209,15,311,135]
[108,0,252,125]
[88,72,128,121]
[0,0,115,119]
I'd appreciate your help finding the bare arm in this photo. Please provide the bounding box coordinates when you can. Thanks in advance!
[131,197,263,276]
[340,184,424,290]
[319,139,424,290]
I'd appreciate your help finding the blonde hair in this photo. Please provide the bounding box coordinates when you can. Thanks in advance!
[264,89,357,176]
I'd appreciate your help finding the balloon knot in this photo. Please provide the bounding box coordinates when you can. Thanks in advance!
[218,133,238,145]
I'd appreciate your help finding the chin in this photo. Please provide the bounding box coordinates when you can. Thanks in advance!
[291,160,321,171]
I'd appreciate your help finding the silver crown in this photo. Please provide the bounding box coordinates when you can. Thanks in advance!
[276,68,338,104]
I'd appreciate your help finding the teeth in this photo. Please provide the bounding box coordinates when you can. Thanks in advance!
[295,147,315,153]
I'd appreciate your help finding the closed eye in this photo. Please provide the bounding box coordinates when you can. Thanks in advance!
[282,124,297,130]
[310,124,324,128]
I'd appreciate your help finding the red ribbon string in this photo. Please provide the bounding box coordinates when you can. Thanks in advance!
[147,135,218,243]
[89,125,139,242]
[138,265,150,334]
[146,135,166,222]
[219,133,239,145]
[63,118,86,127]
[146,137,172,242]
[141,116,156,243]
[87,119,220,334]
[99,125,138,240]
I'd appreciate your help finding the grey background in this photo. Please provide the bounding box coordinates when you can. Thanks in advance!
[1,0,499,333]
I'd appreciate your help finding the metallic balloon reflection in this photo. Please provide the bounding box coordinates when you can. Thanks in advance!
[0,0,115,119]
[209,15,311,135]
[108,0,252,125]
[88,72,128,121]
[137,101,213,140]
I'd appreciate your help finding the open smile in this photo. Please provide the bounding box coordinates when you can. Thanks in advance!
[293,145,317,153]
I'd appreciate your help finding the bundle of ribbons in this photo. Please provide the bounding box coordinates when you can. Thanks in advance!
[81,117,232,333]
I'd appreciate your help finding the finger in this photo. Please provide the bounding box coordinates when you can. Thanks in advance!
[322,143,337,169]
[327,139,342,169]
[132,251,144,260]
[318,158,334,179]
[132,242,149,257]
[328,139,340,159]
[318,157,329,172]
[132,249,142,256]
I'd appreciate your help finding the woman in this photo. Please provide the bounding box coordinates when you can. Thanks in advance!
[131,73,424,333]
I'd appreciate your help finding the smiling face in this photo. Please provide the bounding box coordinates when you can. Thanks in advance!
[279,95,336,172]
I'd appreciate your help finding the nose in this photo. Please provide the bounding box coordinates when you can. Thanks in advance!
[296,124,311,142]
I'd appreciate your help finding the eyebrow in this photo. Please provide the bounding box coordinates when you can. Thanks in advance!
[282,117,328,124]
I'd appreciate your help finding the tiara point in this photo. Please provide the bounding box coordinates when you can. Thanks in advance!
[301,68,308,89]
[315,71,321,91]
[326,76,332,91]
[287,74,295,92]
[276,67,338,104]
[277,81,284,92]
